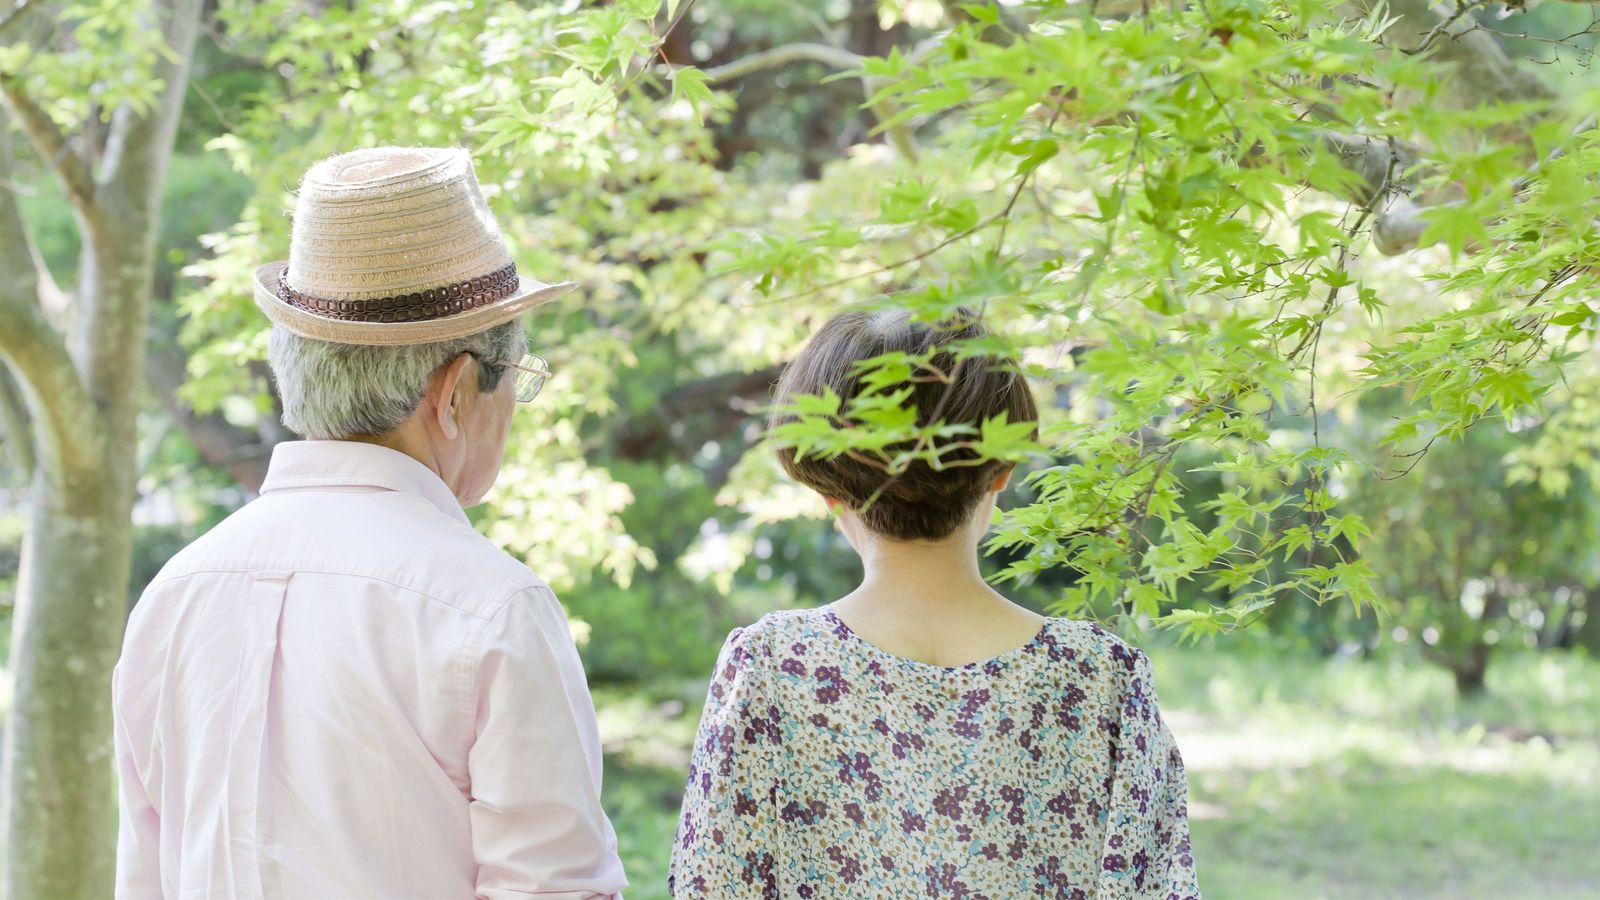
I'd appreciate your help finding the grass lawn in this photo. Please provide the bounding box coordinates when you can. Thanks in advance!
[595,647,1600,900]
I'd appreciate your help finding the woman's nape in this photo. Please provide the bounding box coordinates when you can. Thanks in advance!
[826,467,1047,669]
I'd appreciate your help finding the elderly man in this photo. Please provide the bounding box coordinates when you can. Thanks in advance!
[112,148,626,899]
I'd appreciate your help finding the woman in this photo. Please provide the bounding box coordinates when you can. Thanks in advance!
[669,308,1199,899]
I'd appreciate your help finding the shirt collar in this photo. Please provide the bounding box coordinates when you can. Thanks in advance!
[260,440,470,525]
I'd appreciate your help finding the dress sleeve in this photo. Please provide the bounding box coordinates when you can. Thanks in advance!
[668,627,782,898]
[1096,648,1201,899]
[468,587,627,899]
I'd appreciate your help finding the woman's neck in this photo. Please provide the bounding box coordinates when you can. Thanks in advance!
[851,534,993,613]
[832,528,1045,666]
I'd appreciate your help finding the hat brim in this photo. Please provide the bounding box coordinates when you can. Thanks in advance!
[253,261,576,346]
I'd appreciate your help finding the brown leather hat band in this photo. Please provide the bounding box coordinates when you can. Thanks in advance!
[276,263,520,324]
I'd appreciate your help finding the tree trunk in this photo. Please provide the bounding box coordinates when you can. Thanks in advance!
[1576,592,1600,656]
[2,152,159,900]
[4,478,126,899]
[1452,655,1489,698]
[0,0,201,892]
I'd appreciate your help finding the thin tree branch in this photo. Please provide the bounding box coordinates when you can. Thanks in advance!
[0,0,37,36]
[700,42,865,81]
[99,0,203,200]
[1356,0,1555,106]
[1404,0,1493,55]
[0,78,96,212]
[0,0,97,211]
[697,41,926,161]
[0,108,106,486]
[145,336,276,492]
[0,365,34,480]
[81,0,202,453]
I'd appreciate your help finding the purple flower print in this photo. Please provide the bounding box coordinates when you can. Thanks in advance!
[734,792,758,817]
[1047,792,1070,815]
[1110,642,1138,673]
[824,846,862,883]
[813,665,850,704]
[781,798,828,825]
[1028,702,1047,730]
[932,785,968,820]
[891,730,926,760]
[924,862,972,898]
[669,610,1198,899]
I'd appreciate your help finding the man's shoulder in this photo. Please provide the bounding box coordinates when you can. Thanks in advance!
[147,490,550,621]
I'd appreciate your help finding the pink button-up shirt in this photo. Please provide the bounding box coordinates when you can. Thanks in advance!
[113,441,627,899]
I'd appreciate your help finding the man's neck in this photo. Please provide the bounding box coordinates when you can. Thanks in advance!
[341,427,441,480]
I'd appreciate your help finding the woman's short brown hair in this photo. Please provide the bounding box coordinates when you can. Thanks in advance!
[770,307,1038,542]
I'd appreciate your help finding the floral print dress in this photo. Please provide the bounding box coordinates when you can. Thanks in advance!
[669,606,1199,899]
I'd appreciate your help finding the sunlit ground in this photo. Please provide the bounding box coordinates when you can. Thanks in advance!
[597,648,1600,900]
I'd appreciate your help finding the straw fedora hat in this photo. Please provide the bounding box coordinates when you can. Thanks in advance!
[253,146,575,346]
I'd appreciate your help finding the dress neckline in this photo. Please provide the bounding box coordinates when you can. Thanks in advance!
[819,605,1052,673]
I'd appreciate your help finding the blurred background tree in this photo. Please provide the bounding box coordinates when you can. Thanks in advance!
[1,0,1599,897]
[1,0,202,894]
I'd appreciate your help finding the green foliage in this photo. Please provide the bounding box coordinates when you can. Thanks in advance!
[0,0,172,121]
[1345,401,1600,688]
[735,0,1598,636]
[165,0,1600,652]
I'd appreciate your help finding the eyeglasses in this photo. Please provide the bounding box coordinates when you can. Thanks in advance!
[505,353,551,404]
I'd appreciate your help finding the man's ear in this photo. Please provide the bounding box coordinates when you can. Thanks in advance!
[430,354,476,440]
[990,466,1014,494]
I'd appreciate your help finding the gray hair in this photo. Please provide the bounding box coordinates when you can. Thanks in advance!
[268,320,528,439]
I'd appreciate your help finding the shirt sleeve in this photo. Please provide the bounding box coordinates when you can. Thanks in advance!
[468,586,627,900]
[1096,648,1200,899]
[112,663,164,899]
[668,627,781,898]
